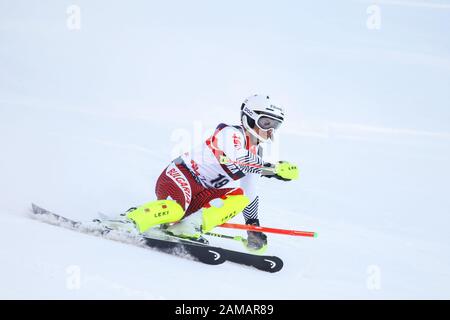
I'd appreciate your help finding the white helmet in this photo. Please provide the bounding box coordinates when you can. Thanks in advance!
[240,94,285,142]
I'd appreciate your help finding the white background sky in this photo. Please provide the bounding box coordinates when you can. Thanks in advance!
[1,0,449,130]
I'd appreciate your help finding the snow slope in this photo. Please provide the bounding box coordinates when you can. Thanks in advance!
[1,0,450,299]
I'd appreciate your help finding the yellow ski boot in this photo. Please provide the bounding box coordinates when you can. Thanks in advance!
[127,200,185,233]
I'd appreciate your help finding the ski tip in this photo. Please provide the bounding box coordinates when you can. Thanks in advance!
[313,232,318,238]
[30,203,45,215]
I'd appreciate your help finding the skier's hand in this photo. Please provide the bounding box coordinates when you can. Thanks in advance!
[266,161,299,181]
[245,219,268,254]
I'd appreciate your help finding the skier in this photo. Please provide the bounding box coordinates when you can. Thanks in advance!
[118,94,298,252]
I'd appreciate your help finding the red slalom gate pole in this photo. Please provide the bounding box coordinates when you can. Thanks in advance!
[219,223,318,238]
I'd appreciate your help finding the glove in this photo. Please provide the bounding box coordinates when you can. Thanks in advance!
[245,219,268,253]
[275,161,299,180]
[263,161,299,181]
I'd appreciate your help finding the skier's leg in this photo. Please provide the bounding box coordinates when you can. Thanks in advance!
[165,187,250,237]
[130,159,249,235]
[127,161,197,233]
[127,160,204,232]
[187,187,250,233]
[126,199,184,233]
[201,188,250,232]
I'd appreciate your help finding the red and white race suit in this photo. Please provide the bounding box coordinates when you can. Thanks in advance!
[155,123,262,221]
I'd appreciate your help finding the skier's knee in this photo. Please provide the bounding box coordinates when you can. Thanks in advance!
[201,193,250,233]
[127,200,185,233]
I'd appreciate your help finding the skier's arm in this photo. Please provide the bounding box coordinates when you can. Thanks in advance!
[215,127,299,180]
[216,127,264,175]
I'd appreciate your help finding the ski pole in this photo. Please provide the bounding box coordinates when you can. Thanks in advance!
[205,232,245,243]
[218,223,317,238]
[205,232,250,250]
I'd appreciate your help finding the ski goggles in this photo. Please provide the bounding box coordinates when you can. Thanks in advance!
[256,115,283,130]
